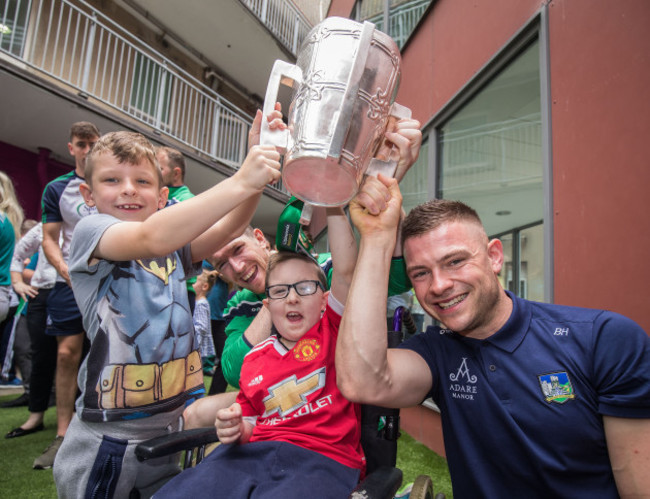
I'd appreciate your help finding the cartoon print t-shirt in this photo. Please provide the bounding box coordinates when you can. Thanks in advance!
[69,214,204,422]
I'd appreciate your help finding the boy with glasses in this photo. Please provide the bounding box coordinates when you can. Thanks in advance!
[155,187,393,497]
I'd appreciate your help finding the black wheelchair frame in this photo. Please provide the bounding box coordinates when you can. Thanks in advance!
[135,307,444,499]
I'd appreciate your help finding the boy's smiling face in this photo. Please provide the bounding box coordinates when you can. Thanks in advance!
[263,259,328,349]
[80,152,168,222]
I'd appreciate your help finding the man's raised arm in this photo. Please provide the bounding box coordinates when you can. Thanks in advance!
[336,175,431,409]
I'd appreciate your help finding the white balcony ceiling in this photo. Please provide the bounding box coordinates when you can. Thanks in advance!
[122,0,299,101]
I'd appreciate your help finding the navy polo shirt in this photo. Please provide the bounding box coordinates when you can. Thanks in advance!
[401,291,650,498]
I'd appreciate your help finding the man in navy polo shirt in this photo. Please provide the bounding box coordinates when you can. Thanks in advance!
[337,178,650,498]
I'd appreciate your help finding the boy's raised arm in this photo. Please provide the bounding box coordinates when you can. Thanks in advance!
[327,172,402,304]
[87,145,281,264]
[325,206,357,305]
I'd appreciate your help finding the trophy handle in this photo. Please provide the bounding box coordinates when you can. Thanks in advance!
[366,102,413,178]
[260,60,302,151]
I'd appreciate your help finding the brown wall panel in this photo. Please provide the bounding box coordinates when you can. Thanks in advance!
[548,0,650,330]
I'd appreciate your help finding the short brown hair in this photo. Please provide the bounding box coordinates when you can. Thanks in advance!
[157,146,186,179]
[69,121,100,141]
[20,219,38,236]
[265,251,326,289]
[85,131,162,187]
[402,199,484,242]
[199,269,219,292]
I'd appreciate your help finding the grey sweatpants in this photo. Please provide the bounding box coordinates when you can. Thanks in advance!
[54,408,184,499]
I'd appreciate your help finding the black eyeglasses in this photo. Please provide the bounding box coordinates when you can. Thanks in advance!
[266,280,325,300]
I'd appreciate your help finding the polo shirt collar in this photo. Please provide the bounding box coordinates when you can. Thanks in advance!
[481,290,531,353]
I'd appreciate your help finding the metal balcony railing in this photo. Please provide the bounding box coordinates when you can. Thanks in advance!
[0,0,287,191]
[240,0,312,55]
[440,114,543,194]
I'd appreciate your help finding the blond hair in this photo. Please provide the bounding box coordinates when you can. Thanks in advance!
[198,269,220,293]
[0,172,25,239]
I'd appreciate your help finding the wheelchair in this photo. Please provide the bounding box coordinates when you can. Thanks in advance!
[135,307,445,499]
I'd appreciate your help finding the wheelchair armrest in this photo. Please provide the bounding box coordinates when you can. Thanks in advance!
[349,466,402,499]
[135,427,220,462]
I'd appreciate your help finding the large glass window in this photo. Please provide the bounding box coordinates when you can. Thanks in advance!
[496,222,543,301]
[437,40,544,299]
[354,0,432,49]
[401,136,429,214]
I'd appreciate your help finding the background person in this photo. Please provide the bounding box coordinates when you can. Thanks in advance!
[0,172,24,392]
[157,146,199,312]
[4,222,58,427]
[202,262,231,395]
[192,269,218,374]
[0,171,24,324]
[1,218,38,407]
[157,146,194,204]
[36,121,100,469]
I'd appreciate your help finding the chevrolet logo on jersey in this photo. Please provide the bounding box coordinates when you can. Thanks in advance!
[262,367,326,417]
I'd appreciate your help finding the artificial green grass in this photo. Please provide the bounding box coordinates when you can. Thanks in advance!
[396,431,453,498]
[1,384,452,498]
[0,392,59,498]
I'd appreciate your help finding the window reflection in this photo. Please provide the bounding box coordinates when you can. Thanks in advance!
[354,0,433,49]
[437,40,544,300]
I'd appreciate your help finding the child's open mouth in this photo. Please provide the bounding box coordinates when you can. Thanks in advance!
[286,312,303,323]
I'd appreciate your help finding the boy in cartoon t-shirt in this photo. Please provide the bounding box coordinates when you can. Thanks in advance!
[53,125,281,498]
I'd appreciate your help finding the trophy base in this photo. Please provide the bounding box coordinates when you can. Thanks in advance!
[282,157,358,207]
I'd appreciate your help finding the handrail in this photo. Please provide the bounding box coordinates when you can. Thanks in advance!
[240,0,312,55]
[0,0,285,194]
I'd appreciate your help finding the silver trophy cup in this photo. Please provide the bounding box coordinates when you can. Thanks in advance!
[261,16,411,208]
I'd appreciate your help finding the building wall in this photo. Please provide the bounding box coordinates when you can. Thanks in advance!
[547,0,650,330]
[1,141,74,221]
[328,0,650,331]
[397,0,541,124]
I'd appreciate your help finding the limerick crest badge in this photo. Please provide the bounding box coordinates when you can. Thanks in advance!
[538,371,576,404]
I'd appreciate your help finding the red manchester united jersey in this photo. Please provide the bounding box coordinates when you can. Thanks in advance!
[237,296,365,472]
